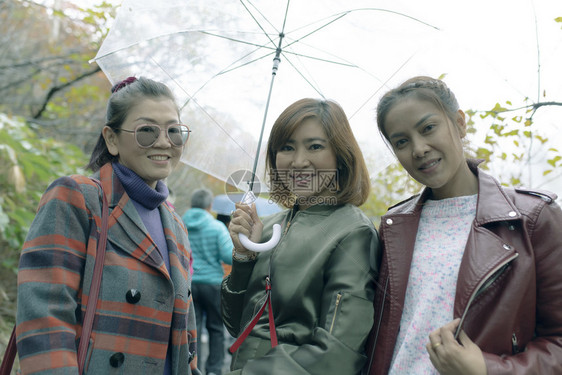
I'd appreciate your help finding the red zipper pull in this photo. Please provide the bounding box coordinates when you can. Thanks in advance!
[265,276,271,291]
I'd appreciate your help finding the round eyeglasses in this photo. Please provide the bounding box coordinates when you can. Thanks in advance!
[118,124,191,148]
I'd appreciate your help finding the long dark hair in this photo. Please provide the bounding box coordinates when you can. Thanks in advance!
[86,77,178,171]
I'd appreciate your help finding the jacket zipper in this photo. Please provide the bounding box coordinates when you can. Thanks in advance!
[283,206,299,236]
[283,220,291,235]
[329,293,342,334]
[512,332,520,354]
[455,252,518,338]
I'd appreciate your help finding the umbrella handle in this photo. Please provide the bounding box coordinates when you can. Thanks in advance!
[238,224,281,252]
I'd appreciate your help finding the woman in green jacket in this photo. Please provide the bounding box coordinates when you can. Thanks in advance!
[222,98,380,374]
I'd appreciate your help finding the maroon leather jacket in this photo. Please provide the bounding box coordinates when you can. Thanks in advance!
[365,160,562,375]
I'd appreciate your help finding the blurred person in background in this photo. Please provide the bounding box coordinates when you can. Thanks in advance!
[183,188,233,375]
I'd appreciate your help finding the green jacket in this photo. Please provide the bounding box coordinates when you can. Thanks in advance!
[222,204,380,374]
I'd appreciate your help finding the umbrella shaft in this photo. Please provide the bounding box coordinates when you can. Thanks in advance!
[250,71,277,192]
[249,33,286,192]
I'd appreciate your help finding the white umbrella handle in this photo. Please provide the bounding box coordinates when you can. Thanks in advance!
[236,191,281,252]
[238,223,282,252]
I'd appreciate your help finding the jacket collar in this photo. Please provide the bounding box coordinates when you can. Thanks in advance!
[470,161,521,225]
[296,203,342,216]
[93,163,170,274]
[95,162,127,209]
[387,159,521,225]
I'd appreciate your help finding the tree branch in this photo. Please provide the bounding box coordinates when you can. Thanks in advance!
[478,101,562,115]
[0,54,78,70]
[33,66,101,119]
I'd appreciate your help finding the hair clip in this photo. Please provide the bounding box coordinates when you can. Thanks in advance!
[111,76,138,93]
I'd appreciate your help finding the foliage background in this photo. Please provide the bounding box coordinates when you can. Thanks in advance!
[0,1,561,371]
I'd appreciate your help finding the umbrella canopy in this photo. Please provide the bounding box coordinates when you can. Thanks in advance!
[92,0,440,193]
[212,193,282,217]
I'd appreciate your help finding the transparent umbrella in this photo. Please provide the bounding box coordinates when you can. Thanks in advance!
[92,0,439,249]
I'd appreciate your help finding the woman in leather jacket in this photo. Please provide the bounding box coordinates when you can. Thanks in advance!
[365,76,562,375]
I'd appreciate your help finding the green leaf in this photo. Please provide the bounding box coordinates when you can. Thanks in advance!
[547,156,561,167]
[492,103,508,112]
[510,177,521,186]
[535,135,548,144]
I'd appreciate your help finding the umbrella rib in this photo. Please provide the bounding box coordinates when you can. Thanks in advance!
[240,0,278,48]
[349,53,418,120]
[279,0,291,36]
[279,7,438,66]
[187,48,275,102]
[187,95,255,161]
[92,29,272,61]
[148,56,255,162]
[278,7,438,64]
[286,8,439,43]
[281,53,324,99]
[282,11,349,51]
[200,30,277,51]
[219,51,276,75]
[280,49,356,68]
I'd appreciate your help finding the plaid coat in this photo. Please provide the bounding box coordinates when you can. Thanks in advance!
[16,163,198,374]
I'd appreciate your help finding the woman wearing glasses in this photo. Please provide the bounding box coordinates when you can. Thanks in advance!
[15,77,200,374]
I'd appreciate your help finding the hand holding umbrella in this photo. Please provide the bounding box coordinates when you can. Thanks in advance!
[92,0,438,252]
[229,200,271,256]
[236,191,282,252]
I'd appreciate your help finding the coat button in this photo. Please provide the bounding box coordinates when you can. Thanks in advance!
[109,352,125,367]
[508,211,516,217]
[503,243,513,250]
[126,289,141,304]
[386,218,393,225]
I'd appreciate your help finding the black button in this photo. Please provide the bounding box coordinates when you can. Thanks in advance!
[109,352,125,367]
[126,289,141,304]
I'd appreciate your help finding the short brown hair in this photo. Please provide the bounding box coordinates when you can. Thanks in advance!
[265,98,370,207]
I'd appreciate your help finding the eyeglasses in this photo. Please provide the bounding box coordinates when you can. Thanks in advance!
[118,124,191,148]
